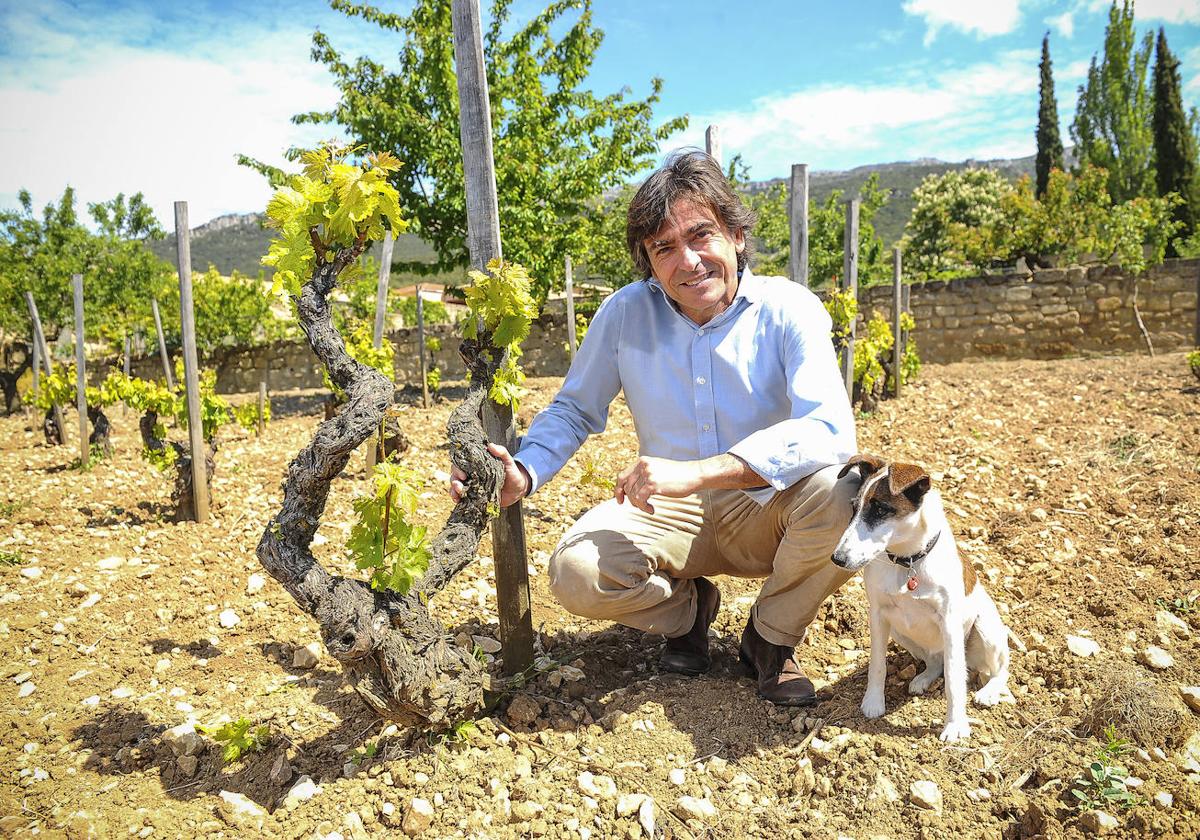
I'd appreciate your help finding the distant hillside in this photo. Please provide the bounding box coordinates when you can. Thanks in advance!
[149,151,1068,282]
[147,213,444,283]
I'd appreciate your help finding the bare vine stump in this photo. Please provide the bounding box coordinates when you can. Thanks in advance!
[137,410,215,521]
[256,242,505,729]
[87,406,112,458]
[42,409,63,446]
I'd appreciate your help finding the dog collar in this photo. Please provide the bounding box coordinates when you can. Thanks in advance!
[887,532,941,568]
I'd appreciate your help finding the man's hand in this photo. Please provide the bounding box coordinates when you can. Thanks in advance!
[614,456,705,514]
[449,442,530,509]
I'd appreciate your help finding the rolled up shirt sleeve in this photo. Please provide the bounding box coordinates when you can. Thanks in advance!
[727,293,857,491]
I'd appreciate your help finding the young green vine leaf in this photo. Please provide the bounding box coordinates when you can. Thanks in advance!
[461,259,539,411]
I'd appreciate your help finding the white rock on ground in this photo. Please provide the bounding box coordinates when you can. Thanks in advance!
[403,798,434,836]
[668,768,686,786]
[1154,610,1191,638]
[1180,686,1200,714]
[909,780,942,813]
[1078,809,1119,834]
[616,794,649,817]
[1153,791,1173,809]
[637,797,655,838]
[577,771,617,799]
[246,573,266,595]
[216,791,267,830]
[162,723,204,758]
[870,774,900,803]
[1139,646,1175,670]
[18,682,35,698]
[293,642,322,669]
[286,775,322,804]
[675,796,717,822]
[470,635,502,654]
[1066,635,1101,657]
[218,609,240,629]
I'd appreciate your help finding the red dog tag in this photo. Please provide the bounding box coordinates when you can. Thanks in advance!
[906,576,919,591]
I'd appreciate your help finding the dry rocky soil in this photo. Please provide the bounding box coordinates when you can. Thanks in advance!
[1,351,1199,840]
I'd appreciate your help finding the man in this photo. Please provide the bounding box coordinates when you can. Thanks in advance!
[451,150,859,705]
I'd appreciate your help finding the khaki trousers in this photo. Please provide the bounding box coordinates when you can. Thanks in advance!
[547,464,858,648]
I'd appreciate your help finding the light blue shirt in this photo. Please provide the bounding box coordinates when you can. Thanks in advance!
[514,268,857,505]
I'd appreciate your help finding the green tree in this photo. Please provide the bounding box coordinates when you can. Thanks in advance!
[577,185,639,288]
[903,168,1015,278]
[158,267,293,357]
[1071,1,1155,202]
[252,0,685,302]
[1151,28,1198,255]
[1036,33,1065,198]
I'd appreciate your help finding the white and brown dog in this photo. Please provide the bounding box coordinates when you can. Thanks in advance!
[832,455,1013,741]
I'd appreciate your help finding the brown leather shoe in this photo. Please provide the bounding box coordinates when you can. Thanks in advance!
[659,577,720,676]
[739,616,817,706]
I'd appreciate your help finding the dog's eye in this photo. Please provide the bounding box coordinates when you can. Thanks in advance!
[870,501,894,517]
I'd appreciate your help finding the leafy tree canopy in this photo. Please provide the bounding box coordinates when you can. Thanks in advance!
[243,0,685,302]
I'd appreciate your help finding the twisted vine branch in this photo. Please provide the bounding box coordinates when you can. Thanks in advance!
[256,236,506,728]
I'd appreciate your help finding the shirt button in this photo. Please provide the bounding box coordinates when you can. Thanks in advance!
[697,329,705,336]
[702,424,711,431]
[696,376,706,385]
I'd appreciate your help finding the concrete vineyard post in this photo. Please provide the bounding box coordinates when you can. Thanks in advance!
[892,247,903,399]
[705,124,722,169]
[789,164,809,287]
[72,274,88,464]
[565,255,577,364]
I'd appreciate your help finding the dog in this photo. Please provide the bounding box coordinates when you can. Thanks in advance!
[832,454,1013,741]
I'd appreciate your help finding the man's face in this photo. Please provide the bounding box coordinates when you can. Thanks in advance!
[644,198,745,326]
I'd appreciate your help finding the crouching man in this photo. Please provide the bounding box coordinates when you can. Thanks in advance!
[451,150,859,705]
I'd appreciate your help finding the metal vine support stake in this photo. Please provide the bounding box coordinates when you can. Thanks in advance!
[255,225,507,727]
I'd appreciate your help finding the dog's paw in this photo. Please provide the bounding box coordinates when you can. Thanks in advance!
[974,681,1015,707]
[908,671,940,695]
[938,719,972,742]
[861,695,887,720]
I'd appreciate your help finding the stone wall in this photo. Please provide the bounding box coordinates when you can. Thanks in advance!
[127,259,1199,393]
[858,258,1199,365]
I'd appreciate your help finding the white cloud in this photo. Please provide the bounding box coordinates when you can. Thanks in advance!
[0,1,404,228]
[1087,0,1200,25]
[903,0,1024,45]
[664,51,1043,177]
[1046,11,1075,38]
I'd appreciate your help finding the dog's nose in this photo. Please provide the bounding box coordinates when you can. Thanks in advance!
[831,552,847,568]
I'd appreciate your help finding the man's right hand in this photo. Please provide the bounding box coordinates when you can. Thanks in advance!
[449,442,531,508]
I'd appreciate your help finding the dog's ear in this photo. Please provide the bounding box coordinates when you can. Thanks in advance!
[838,453,885,480]
[889,463,931,506]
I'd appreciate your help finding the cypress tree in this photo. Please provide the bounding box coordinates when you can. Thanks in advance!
[1152,27,1197,254]
[1036,33,1064,198]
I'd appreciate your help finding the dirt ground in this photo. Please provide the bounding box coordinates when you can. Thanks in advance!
[2,351,1199,840]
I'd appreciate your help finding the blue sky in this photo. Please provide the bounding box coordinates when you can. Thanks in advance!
[1,0,1198,227]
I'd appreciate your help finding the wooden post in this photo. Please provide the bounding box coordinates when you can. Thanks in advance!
[366,231,395,474]
[151,299,175,388]
[417,291,429,409]
[451,0,533,675]
[30,335,39,397]
[705,124,722,169]
[174,201,209,522]
[1194,266,1199,348]
[257,381,267,437]
[841,198,860,397]
[25,293,65,444]
[564,254,577,364]
[892,247,903,399]
[789,164,809,286]
[72,274,88,464]
[122,335,131,416]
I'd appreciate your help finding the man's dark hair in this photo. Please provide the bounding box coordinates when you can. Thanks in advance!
[626,148,757,278]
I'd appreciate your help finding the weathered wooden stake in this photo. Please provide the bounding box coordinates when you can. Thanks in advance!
[366,232,395,474]
[72,274,88,464]
[892,247,903,399]
[564,255,577,364]
[451,0,533,675]
[257,381,267,437]
[417,291,429,409]
[25,292,65,444]
[175,201,210,522]
[841,198,860,397]
[30,335,40,398]
[705,124,722,169]
[1194,265,1199,348]
[151,299,175,388]
[122,335,131,416]
[789,164,809,286]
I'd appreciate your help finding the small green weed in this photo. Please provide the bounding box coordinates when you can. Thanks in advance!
[427,719,476,748]
[0,550,24,566]
[1155,595,1198,616]
[0,499,24,518]
[1071,725,1142,812]
[72,444,107,472]
[579,459,614,492]
[197,717,271,764]
[349,742,379,766]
